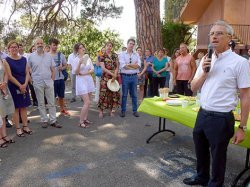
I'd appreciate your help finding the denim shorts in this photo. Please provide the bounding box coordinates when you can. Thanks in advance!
[54,79,65,98]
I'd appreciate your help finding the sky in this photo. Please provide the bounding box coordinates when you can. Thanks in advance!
[0,0,164,46]
[99,0,165,46]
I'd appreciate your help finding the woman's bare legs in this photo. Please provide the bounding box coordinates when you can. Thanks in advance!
[80,93,91,124]
[0,118,8,147]
[1,117,14,142]
[139,85,144,103]
[13,108,24,136]
[20,107,32,134]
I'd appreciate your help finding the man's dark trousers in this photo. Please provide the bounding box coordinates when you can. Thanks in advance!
[193,108,235,187]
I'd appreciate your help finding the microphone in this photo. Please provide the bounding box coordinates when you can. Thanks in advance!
[205,44,213,73]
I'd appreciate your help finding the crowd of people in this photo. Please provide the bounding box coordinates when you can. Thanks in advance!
[0,20,250,187]
[0,36,200,152]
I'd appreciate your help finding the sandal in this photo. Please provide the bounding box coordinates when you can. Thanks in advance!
[84,119,93,125]
[79,122,89,128]
[22,126,33,135]
[0,139,8,148]
[2,136,15,144]
[16,128,25,137]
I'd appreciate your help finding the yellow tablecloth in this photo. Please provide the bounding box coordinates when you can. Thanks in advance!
[138,97,250,149]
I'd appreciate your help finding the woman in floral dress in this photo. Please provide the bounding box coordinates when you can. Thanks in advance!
[98,42,120,118]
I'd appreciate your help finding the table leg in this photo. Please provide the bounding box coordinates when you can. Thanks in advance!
[146,117,175,144]
[231,149,250,187]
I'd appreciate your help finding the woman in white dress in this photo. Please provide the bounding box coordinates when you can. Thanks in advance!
[74,43,95,128]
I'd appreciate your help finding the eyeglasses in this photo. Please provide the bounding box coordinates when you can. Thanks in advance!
[9,46,18,49]
[208,31,231,36]
[129,58,132,64]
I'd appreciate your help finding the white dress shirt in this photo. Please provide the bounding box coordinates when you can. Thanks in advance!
[67,53,78,74]
[119,51,141,74]
[194,49,250,112]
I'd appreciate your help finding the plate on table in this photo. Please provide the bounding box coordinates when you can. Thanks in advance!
[166,99,182,106]
[168,94,180,98]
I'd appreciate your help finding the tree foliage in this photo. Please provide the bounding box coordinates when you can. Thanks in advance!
[1,0,123,46]
[163,0,196,54]
[165,0,187,22]
[81,0,123,20]
[55,22,123,59]
[162,22,192,54]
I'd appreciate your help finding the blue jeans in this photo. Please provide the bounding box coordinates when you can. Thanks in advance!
[121,74,138,112]
[144,71,153,97]
[164,71,170,88]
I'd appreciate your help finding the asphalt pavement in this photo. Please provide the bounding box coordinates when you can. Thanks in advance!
[0,83,249,187]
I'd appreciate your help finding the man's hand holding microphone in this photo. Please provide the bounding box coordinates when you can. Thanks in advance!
[202,44,213,74]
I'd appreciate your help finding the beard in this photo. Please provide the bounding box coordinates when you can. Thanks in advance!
[36,46,44,53]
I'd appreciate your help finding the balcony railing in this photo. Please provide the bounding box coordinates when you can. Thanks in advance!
[197,24,250,47]
[231,24,250,45]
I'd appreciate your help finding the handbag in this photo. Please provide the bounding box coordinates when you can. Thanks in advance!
[58,52,68,81]
[94,64,102,77]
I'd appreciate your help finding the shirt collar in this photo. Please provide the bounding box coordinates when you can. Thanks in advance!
[125,50,135,55]
[214,49,231,59]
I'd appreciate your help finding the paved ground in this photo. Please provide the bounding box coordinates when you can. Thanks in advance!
[0,83,249,187]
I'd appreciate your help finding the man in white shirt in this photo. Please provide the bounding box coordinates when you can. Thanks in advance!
[67,44,78,103]
[0,49,7,59]
[183,20,250,186]
[119,39,141,117]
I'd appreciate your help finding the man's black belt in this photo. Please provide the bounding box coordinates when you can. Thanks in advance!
[121,73,137,76]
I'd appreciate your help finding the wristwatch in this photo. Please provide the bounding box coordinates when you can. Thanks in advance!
[238,125,247,132]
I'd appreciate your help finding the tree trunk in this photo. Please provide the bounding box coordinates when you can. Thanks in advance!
[134,0,162,53]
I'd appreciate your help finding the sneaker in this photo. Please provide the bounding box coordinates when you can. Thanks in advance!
[42,122,48,128]
[6,120,12,128]
[50,121,62,128]
[70,98,76,103]
[120,111,125,118]
[133,112,140,117]
[60,110,71,116]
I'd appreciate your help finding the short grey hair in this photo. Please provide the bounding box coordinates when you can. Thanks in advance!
[212,20,234,35]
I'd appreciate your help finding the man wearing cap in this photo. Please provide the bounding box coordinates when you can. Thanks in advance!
[119,38,141,117]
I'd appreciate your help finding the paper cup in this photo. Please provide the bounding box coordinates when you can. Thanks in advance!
[182,100,188,108]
